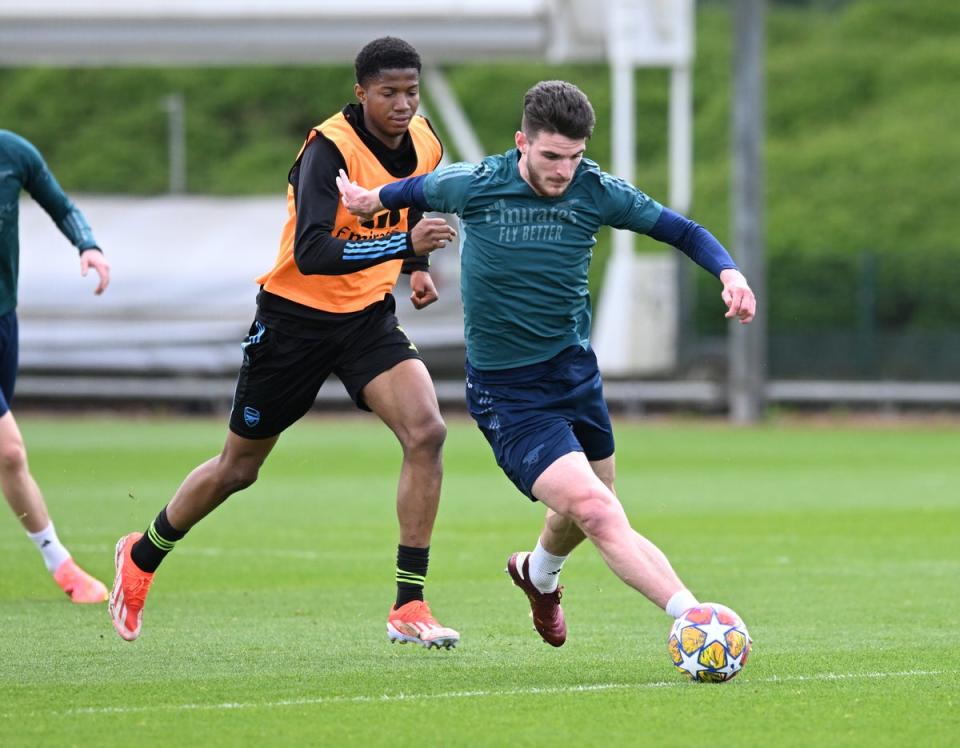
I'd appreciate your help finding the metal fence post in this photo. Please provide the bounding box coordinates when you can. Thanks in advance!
[163,92,186,194]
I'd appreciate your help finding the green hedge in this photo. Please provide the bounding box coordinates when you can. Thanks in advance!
[695,247,960,335]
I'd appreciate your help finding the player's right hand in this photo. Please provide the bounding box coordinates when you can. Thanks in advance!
[410,218,457,256]
[336,168,382,219]
[80,248,111,295]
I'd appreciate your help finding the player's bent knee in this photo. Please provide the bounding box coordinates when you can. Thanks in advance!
[401,416,447,455]
[217,461,261,494]
[423,417,447,449]
[0,440,28,475]
[567,491,623,539]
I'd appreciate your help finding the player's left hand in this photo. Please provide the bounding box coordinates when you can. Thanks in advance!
[409,270,439,310]
[719,268,756,324]
[80,248,110,295]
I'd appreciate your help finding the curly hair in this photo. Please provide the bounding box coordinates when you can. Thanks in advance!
[354,37,422,86]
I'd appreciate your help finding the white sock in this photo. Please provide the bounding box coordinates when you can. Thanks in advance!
[528,540,568,593]
[27,522,71,573]
[665,589,700,619]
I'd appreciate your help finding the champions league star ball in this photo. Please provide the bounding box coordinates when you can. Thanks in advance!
[667,603,751,683]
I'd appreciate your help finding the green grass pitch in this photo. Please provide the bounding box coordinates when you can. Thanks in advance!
[1,415,957,746]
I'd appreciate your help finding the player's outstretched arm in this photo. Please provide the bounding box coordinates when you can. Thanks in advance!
[336,169,455,258]
[336,169,383,219]
[719,269,756,324]
[640,207,756,324]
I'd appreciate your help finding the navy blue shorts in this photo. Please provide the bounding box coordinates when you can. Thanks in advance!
[465,345,614,501]
[0,310,18,418]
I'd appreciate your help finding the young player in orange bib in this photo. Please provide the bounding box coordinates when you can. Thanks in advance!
[110,38,459,649]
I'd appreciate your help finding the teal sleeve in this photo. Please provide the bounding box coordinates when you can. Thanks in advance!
[423,162,479,216]
[597,172,664,234]
[19,137,99,251]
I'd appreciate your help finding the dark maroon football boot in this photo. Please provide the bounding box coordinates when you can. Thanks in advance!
[506,552,566,647]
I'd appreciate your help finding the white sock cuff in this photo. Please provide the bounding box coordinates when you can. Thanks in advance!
[533,539,568,567]
[26,521,56,542]
[27,521,71,572]
[528,540,568,593]
[665,589,700,619]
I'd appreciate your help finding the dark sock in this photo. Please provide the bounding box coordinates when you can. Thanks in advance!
[395,544,429,608]
[131,507,187,573]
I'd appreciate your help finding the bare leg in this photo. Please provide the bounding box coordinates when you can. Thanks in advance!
[362,358,445,547]
[537,453,615,556]
[165,431,279,530]
[0,410,51,533]
[362,358,458,645]
[110,429,279,638]
[539,509,584,556]
[2,410,108,600]
[531,451,687,609]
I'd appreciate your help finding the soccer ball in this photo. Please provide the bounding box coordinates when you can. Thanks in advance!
[667,603,751,683]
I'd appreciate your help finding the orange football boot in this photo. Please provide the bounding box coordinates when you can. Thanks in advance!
[53,558,108,603]
[108,532,155,641]
[387,600,459,649]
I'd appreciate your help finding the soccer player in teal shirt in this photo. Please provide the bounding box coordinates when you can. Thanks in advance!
[0,130,111,603]
[338,81,756,649]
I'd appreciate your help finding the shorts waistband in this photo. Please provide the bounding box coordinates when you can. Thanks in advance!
[466,345,589,384]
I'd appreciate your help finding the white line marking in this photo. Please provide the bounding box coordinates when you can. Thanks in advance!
[13,669,949,719]
[0,541,337,561]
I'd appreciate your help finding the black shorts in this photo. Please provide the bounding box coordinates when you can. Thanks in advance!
[229,295,422,438]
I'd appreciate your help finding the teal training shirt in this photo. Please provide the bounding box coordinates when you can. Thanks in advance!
[423,148,663,371]
[0,130,99,315]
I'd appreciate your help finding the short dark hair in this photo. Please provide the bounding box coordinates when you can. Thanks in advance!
[354,37,422,87]
[521,80,596,140]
